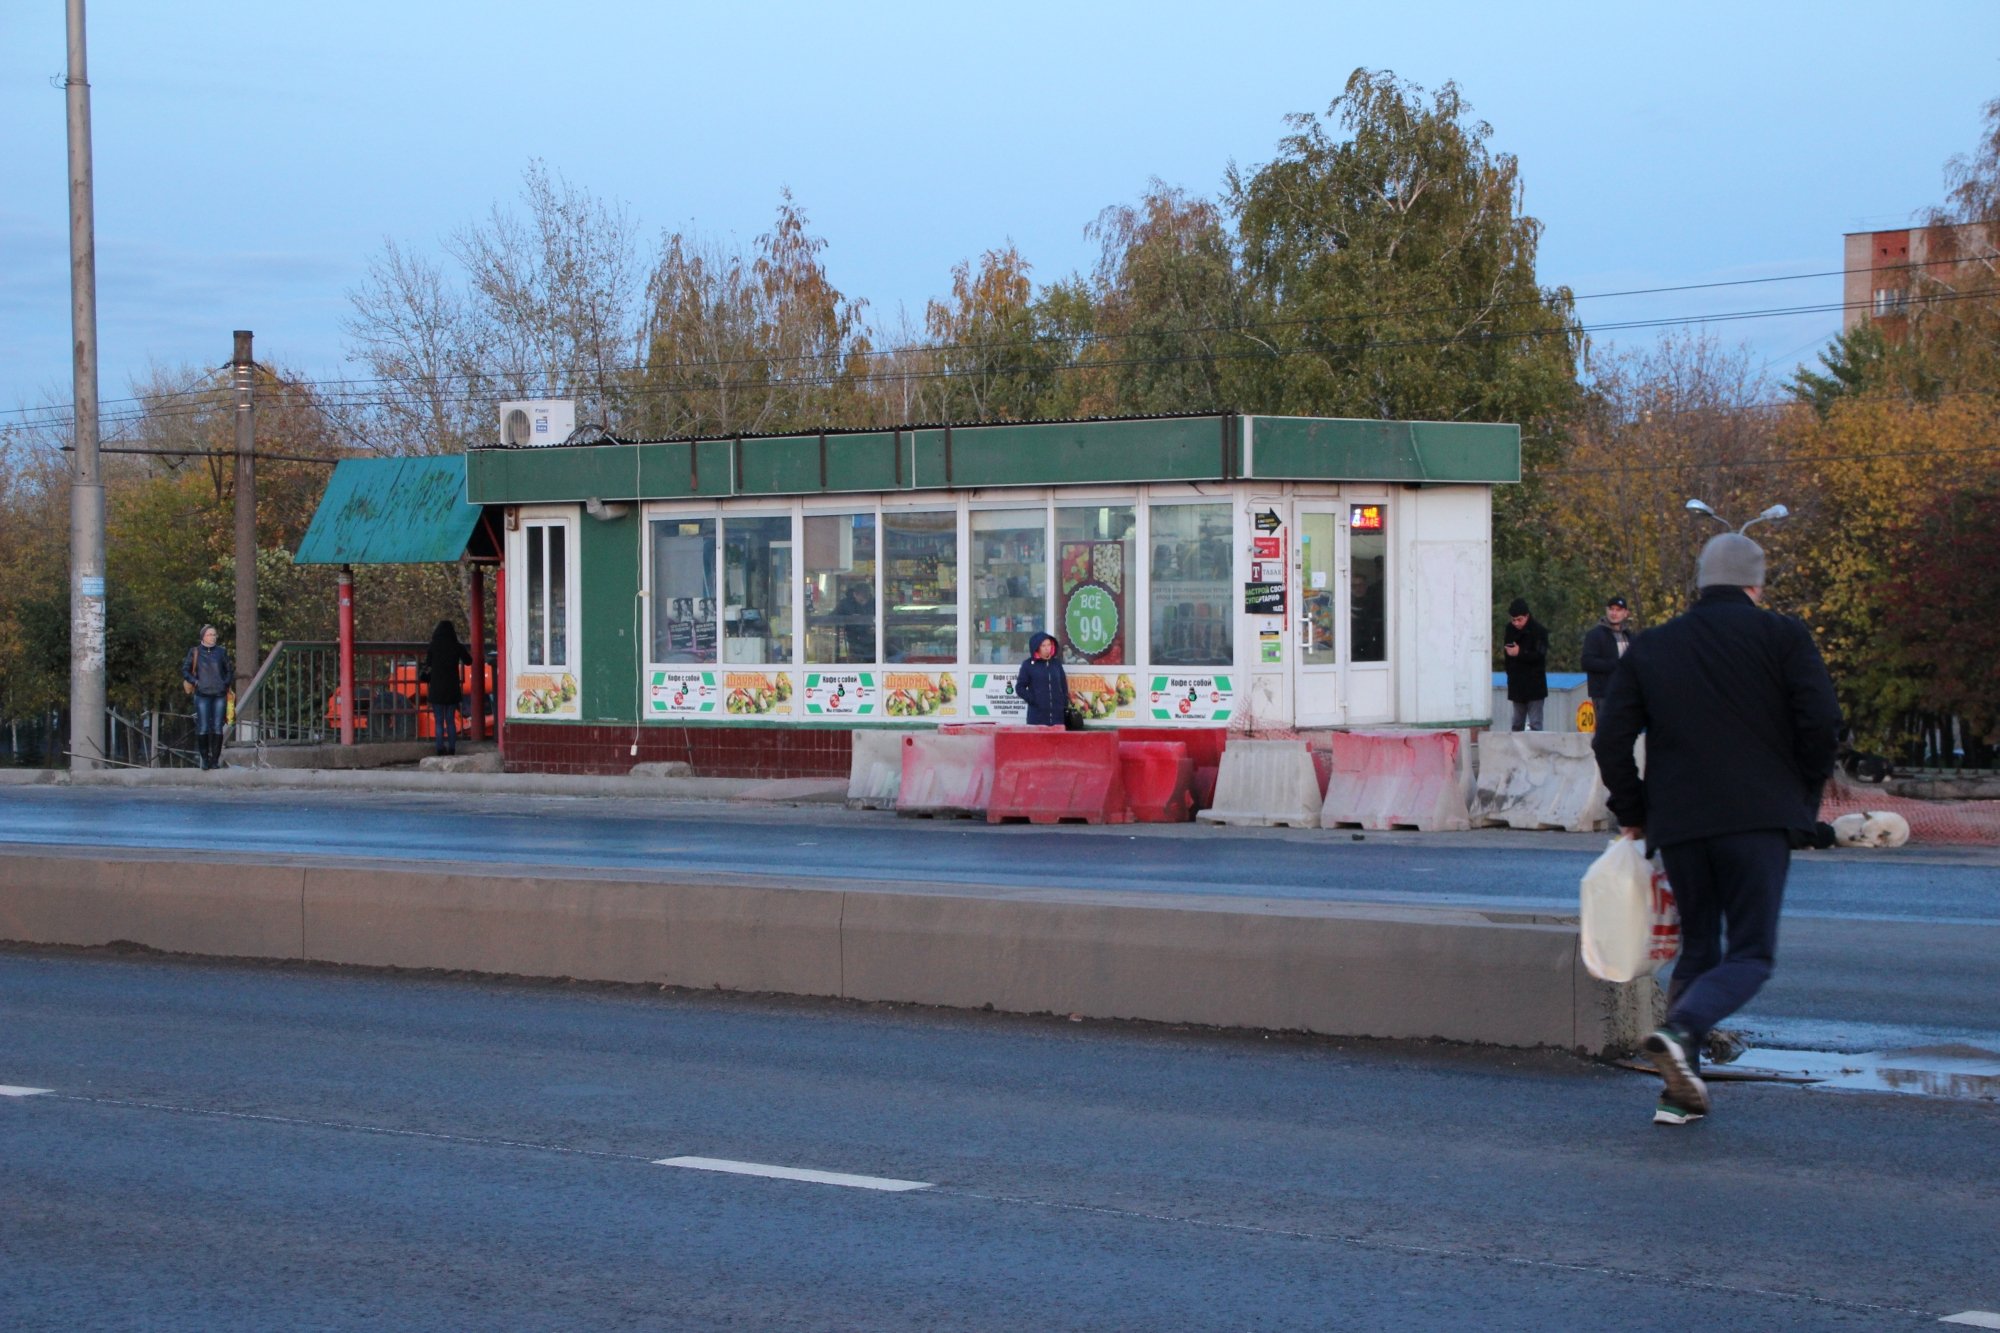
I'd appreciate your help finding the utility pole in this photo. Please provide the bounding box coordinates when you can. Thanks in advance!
[66,0,105,771]
[233,330,257,735]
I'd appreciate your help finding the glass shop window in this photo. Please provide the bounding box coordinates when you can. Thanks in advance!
[721,514,792,665]
[1349,503,1387,663]
[650,517,717,664]
[882,511,958,663]
[523,521,569,667]
[804,512,877,665]
[1054,505,1134,665]
[970,508,1047,664]
[1148,502,1233,666]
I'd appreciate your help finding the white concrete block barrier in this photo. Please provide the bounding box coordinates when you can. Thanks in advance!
[896,732,995,816]
[1472,732,1615,832]
[0,848,1662,1055]
[1320,730,1474,832]
[846,729,905,810]
[1194,740,1322,828]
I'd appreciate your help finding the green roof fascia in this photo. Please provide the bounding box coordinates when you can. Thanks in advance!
[462,413,1519,504]
[1245,417,1520,485]
[294,456,481,565]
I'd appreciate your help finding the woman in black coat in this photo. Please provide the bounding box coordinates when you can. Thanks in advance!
[423,620,473,756]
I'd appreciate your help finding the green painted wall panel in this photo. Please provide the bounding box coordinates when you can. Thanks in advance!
[1246,417,1517,484]
[738,436,823,495]
[465,413,1517,503]
[468,445,639,504]
[579,510,641,723]
[824,432,901,492]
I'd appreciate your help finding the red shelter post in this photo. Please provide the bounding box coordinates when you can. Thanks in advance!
[466,564,486,742]
[337,563,356,746]
[493,565,506,758]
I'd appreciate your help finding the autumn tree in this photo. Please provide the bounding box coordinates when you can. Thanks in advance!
[1083,182,1243,416]
[632,191,872,437]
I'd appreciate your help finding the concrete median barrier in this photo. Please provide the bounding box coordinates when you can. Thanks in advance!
[0,847,1660,1055]
[1472,732,1615,832]
[1196,740,1322,829]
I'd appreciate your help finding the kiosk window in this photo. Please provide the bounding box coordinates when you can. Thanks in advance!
[805,512,877,664]
[523,521,569,667]
[883,511,958,663]
[971,509,1047,664]
[650,518,717,664]
[1349,506,1387,663]
[1149,502,1232,666]
[1055,505,1134,665]
[722,514,791,665]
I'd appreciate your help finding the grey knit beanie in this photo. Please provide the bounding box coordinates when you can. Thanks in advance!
[1696,532,1766,589]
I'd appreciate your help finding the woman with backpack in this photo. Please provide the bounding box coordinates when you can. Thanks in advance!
[181,624,233,770]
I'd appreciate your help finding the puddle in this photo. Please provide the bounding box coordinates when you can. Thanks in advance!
[1623,1043,2000,1101]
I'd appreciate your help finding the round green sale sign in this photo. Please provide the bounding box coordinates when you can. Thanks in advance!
[1064,584,1119,658]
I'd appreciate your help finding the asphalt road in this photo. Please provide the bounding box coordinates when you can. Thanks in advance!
[4,786,1996,1050]
[3,948,1997,1331]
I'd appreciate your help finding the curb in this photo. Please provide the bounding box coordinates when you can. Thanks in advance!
[57,767,850,804]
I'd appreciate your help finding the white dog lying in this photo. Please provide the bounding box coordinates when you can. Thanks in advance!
[1831,810,1912,848]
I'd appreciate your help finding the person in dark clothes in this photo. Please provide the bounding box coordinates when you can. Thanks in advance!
[1580,595,1636,709]
[182,625,233,770]
[1015,631,1070,727]
[1501,597,1549,730]
[423,620,474,756]
[1592,532,1842,1127]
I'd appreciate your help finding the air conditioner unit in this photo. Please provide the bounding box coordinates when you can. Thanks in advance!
[499,399,577,448]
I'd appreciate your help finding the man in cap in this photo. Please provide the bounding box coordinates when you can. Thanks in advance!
[1593,533,1841,1126]
[1581,595,1636,711]
[1501,597,1549,731]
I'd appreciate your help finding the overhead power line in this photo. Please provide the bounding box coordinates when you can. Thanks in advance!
[4,249,1994,429]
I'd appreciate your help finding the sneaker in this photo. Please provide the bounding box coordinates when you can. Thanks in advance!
[1642,1026,1711,1116]
[1653,1098,1706,1126]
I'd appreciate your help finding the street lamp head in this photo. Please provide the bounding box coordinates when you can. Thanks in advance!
[1740,504,1791,534]
[1684,498,1730,527]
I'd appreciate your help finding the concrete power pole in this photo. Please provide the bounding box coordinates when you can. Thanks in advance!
[233,330,257,733]
[66,0,106,771]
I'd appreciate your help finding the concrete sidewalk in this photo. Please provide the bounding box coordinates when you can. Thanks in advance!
[1,763,851,806]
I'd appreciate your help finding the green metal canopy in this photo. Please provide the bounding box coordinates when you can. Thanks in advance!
[295,455,482,565]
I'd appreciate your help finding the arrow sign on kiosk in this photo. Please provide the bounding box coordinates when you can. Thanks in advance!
[1253,508,1282,534]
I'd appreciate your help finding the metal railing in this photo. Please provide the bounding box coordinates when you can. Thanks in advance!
[235,640,430,744]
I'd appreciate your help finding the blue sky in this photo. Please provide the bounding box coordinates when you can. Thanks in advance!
[2,1,1994,419]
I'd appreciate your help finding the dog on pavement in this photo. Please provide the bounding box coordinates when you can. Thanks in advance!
[1830,810,1912,848]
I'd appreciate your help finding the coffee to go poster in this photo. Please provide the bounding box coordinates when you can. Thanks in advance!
[1059,541,1126,664]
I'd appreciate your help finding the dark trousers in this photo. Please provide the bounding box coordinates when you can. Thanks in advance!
[1658,829,1791,1047]
[432,704,459,753]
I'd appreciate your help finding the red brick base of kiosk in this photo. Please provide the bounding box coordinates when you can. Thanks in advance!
[503,722,853,779]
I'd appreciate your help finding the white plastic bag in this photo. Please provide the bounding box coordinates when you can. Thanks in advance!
[1578,835,1681,982]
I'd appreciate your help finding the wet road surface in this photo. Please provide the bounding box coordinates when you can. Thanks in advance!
[3,949,1997,1330]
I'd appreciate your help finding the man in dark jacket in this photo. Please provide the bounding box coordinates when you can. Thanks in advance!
[1015,632,1070,727]
[1501,598,1549,730]
[1580,595,1635,707]
[1593,533,1841,1126]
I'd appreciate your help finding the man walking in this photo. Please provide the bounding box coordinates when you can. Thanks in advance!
[1580,595,1635,710]
[1501,598,1549,731]
[1593,533,1841,1126]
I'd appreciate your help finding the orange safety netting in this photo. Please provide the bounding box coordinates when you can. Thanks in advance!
[1819,775,2000,846]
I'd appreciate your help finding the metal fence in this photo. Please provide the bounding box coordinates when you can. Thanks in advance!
[235,640,432,745]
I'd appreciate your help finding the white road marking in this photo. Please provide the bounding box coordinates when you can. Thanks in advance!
[0,1085,52,1097]
[1942,1314,2000,1328]
[654,1156,932,1192]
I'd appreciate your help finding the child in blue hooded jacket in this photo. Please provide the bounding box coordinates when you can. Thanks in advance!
[1015,632,1069,727]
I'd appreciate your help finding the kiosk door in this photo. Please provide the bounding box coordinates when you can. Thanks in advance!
[1294,505,1345,726]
